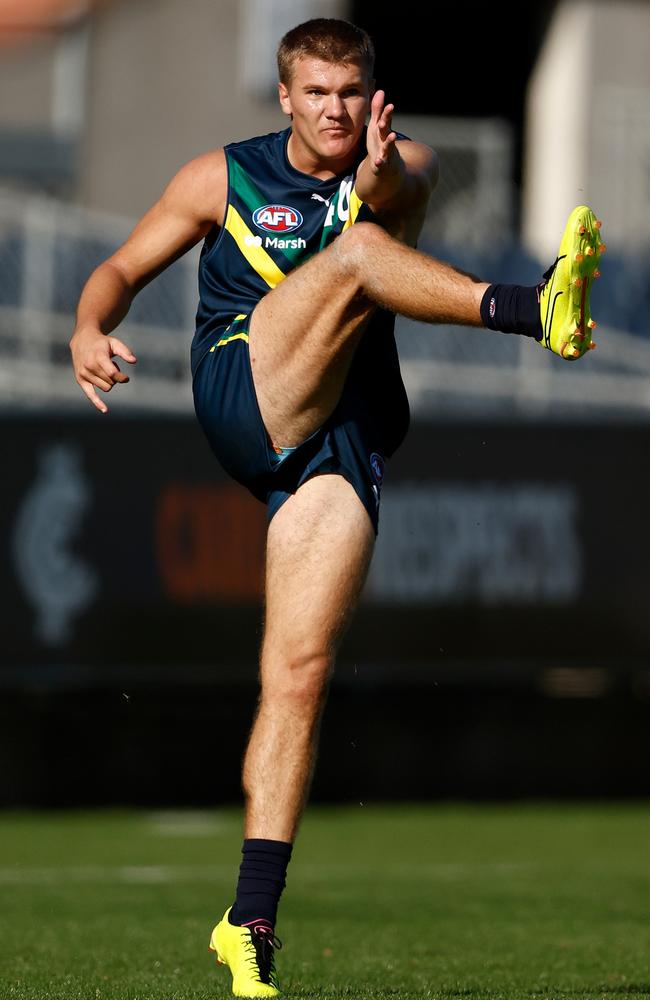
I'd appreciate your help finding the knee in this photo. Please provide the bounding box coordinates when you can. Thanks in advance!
[334,221,388,273]
[262,649,333,708]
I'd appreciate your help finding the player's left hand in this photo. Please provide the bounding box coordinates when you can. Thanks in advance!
[366,90,398,174]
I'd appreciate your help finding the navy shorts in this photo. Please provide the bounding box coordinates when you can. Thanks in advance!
[192,312,410,535]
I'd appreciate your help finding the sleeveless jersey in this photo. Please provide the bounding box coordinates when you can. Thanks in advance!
[191,126,410,455]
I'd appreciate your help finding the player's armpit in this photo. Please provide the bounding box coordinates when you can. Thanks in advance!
[108,149,228,293]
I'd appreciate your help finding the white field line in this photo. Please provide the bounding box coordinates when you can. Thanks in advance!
[0,861,533,885]
[147,811,236,837]
[0,865,235,884]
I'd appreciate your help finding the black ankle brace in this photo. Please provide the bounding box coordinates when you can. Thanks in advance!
[480,283,543,341]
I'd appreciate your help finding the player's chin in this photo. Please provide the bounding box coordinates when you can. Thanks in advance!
[320,132,355,156]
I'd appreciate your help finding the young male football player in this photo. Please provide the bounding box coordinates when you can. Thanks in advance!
[70,18,603,996]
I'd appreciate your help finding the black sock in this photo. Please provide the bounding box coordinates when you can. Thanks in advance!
[229,838,293,927]
[480,283,543,341]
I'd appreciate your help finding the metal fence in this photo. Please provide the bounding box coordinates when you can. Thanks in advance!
[0,191,197,412]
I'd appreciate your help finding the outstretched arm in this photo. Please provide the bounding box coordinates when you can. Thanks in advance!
[354,89,438,229]
[70,150,226,413]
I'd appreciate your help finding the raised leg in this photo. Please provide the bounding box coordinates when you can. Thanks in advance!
[249,221,487,448]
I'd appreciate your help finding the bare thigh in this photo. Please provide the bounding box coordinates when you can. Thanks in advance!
[249,221,485,449]
[262,473,375,678]
[248,226,374,450]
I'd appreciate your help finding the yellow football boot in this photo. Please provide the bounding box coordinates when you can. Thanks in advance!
[209,908,282,997]
[538,205,604,360]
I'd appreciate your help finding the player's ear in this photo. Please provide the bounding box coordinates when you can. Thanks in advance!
[278,82,292,117]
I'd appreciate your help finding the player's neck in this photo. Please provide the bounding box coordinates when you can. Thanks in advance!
[286,131,358,180]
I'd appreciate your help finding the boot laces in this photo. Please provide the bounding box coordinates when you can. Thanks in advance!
[538,254,566,299]
[243,922,282,986]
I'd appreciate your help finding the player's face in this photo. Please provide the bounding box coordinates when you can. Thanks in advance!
[279,57,373,172]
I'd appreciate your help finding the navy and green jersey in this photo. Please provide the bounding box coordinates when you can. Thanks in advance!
[191,125,410,457]
[193,126,386,371]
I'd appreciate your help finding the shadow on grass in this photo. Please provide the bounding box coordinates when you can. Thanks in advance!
[289,988,650,999]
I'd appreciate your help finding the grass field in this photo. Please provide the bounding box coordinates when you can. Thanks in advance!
[1,803,649,999]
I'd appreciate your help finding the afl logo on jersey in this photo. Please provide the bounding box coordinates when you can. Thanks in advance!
[252,204,303,233]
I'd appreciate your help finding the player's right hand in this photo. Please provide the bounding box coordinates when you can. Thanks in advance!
[69,328,137,414]
[366,89,398,174]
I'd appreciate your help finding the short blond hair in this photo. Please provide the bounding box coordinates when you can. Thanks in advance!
[277,18,375,86]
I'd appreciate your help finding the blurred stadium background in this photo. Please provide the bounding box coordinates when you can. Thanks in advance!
[2,0,650,810]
